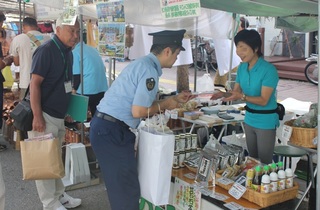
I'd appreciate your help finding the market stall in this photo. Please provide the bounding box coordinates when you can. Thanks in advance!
[5,1,317,209]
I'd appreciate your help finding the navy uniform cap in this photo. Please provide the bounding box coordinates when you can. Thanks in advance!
[148,29,186,51]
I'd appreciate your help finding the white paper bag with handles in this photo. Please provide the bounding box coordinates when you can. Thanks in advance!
[62,143,90,186]
[137,126,174,205]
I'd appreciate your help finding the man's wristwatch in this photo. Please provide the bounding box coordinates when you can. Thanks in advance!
[241,93,246,101]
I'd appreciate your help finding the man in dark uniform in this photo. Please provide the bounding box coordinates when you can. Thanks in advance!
[90,29,194,210]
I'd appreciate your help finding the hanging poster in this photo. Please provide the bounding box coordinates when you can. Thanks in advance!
[96,0,125,58]
[160,0,201,19]
[98,23,125,57]
[173,177,201,210]
[96,1,125,22]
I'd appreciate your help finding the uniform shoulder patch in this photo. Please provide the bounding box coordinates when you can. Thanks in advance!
[146,78,155,91]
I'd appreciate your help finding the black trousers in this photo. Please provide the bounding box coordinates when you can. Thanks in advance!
[85,92,105,117]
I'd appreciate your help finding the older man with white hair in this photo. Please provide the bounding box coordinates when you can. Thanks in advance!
[28,15,81,210]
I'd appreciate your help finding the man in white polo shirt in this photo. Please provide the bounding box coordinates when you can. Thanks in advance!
[10,17,51,100]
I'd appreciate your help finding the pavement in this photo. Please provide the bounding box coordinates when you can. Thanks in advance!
[0,60,317,210]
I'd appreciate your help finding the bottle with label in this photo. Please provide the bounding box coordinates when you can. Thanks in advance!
[285,168,294,188]
[245,168,254,188]
[172,152,180,169]
[277,168,286,191]
[251,165,262,192]
[269,170,278,192]
[261,174,270,194]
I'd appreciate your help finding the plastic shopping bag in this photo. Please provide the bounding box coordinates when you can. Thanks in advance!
[2,66,14,88]
[62,143,90,186]
[137,127,174,205]
[196,73,215,92]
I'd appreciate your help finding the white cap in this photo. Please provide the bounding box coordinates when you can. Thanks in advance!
[278,170,286,179]
[261,174,270,183]
[270,172,278,181]
[285,168,293,177]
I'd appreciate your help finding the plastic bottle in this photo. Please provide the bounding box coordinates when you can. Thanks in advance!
[251,165,262,192]
[285,168,294,189]
[277,168,286,191]
[269,171,278,192]
[260,165,271,193]
[245,168,254,188]
[261,173,270,194]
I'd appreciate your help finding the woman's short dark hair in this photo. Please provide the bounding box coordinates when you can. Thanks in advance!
[234,29,263,57]
[0,12,6,22]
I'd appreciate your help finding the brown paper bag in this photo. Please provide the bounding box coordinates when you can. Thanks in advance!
[20,138,65,180]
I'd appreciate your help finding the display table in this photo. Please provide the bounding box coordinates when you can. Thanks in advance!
[170,167,300,210]
[171,167,260,209]
[179,112,244,147]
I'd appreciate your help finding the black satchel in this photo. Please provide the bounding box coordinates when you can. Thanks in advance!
[244,103,285,120]
[10,87,33,131]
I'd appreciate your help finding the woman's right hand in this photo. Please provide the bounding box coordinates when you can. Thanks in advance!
[210,90,225,100]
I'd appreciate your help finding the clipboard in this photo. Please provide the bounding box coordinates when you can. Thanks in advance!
[66,94,89,122]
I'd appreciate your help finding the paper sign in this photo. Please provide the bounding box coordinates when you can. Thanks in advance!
[282,125,293,140]
[173,177,201,210]
[228,182,247,200]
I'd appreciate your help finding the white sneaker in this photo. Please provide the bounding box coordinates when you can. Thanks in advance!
[59,193,81,209]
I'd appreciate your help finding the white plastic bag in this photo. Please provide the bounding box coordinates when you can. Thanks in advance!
[196,73,215,92]
[137,127,174,205]
[62,143,90,186]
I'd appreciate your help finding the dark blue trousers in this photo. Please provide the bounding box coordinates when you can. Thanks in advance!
[89,115,140,210]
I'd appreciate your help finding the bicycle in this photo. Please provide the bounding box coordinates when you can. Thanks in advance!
[304,54,318,85]
[192,39,217,73]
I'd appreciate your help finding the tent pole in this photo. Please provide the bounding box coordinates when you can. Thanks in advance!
[227,13,237,91]
[19,0,22,34]
[317,1,320,209]
[79,14,84,144]
[193,17,199,92]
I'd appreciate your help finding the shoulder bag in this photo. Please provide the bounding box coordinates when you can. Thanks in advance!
[10,87,33,131]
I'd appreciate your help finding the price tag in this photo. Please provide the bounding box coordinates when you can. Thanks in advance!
[235,175,246,186]
[217,177,234,185]
[228,182,247,200]
[224,202,245,210]
[282,125,293,140]
[184,173,196,180]
[171,110,178,119]
[212,192,229,201]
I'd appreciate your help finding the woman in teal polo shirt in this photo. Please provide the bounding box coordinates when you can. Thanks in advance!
[211,29,279,164]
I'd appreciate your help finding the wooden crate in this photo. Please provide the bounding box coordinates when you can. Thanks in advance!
[216,174,299,208]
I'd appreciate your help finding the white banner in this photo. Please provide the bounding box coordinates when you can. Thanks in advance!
[160,0,201,20]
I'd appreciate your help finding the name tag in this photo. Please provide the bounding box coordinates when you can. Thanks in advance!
[64,81,72,93]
